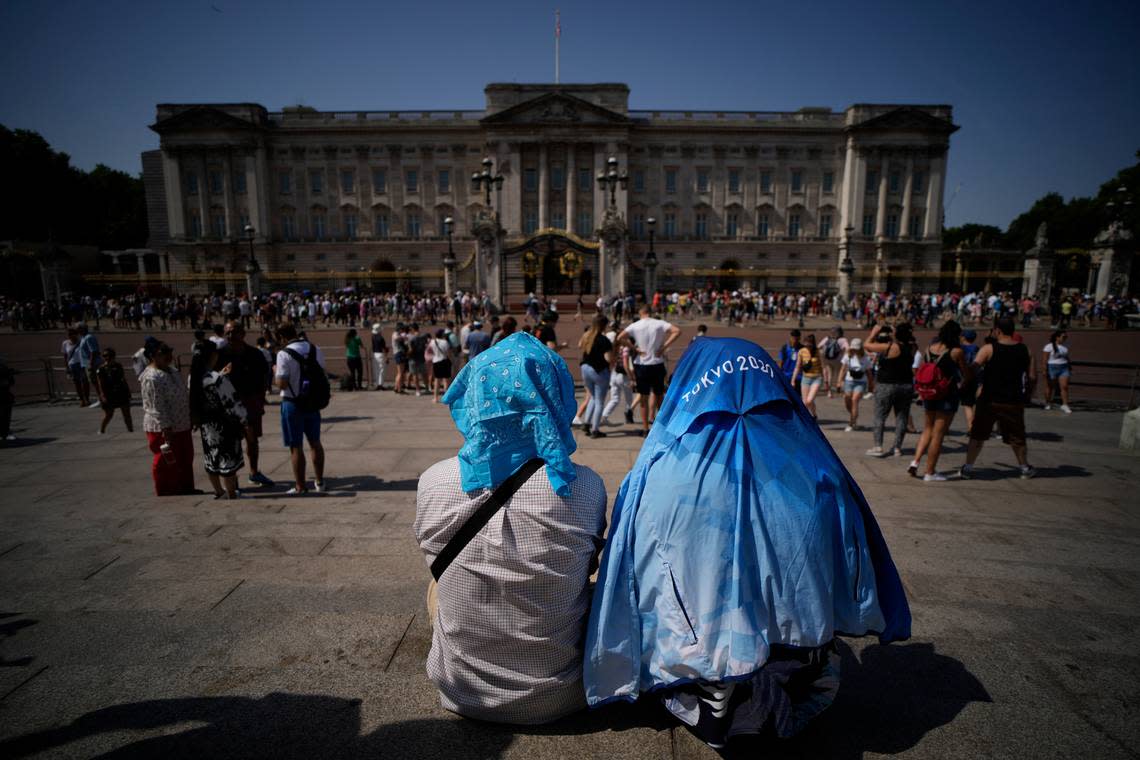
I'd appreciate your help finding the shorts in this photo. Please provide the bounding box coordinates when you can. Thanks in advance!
[241,394,265,437]
[921,396,961,414]
[634,363,666,395]
[69,365,85,384]
[969,401,1025,447]
[280,399,321,448]
[801,375,823,388]
[843,379,868,394]
[394,354,408,367]
[959,380,978,407]
[433,359,452,379]
[409,359,426,376]
[1047,364,1070,380]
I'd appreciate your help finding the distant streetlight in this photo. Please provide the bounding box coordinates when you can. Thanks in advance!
[596,156,629,208]
[471,157,504,208]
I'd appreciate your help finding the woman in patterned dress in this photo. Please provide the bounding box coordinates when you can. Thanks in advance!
[188,341,248,500]
[139,342,195,495]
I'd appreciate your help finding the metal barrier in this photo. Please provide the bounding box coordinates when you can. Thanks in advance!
[1067,360,1140,409]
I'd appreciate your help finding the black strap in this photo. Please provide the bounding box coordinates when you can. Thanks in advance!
[430,458,544,581]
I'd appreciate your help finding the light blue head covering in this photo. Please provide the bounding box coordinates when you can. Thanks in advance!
[441,331,578,496]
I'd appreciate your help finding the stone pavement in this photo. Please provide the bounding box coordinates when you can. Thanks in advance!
[0,387,1137,759]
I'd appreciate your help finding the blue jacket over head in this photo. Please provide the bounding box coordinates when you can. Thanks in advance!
[583,337,910,705]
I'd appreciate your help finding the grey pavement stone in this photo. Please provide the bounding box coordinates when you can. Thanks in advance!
[1,389,1138,758]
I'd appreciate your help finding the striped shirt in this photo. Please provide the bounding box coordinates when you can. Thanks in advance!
[414,457,607,724]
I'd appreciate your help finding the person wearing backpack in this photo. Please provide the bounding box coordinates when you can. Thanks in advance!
[820,326,848,399]
[907,320,968,481]
[407,323,430,397]
[274,322,328,495]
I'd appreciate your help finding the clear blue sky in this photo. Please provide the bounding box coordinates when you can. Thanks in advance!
[2,0,1137,230]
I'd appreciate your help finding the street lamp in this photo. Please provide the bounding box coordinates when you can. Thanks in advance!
[596,156,629,208]
[243,224,260,297]
[442,216,456,295]
[644,216,658,304]
[471,157,504,208]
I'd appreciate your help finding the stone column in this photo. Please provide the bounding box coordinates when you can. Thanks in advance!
[874,152,889,240]
[538,142,549,230]
[565,145,575,232]
[923,150,945,240]
[504,141,522,235]
[594,144,606,236]
[197,153,210,238]
[254,145,271,241]
[899,152,915,240]
[222,151,235,239]
[162,150,185,240]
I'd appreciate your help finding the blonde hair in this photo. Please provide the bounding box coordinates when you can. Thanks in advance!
[579,314,609,355]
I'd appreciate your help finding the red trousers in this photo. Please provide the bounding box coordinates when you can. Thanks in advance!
[146,429,196,496]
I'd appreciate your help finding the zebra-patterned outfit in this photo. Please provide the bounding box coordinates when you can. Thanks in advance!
[198,371,248,475]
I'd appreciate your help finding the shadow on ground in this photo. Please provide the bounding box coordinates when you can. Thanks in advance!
[0,437,57,448]
[0,614,37,668]
[0,641,987,759]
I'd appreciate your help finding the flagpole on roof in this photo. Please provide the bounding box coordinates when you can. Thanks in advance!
[555,9,560,84]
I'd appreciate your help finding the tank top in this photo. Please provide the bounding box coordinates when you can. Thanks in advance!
[982,342,1030,404]
[876,341,914,384]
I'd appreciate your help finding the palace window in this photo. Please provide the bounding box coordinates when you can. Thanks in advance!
[524,209,538,235]
[310,170,324,195]
[726,213,738,237]
[209,170,223,195]
[579,168,591,192]
[632,213,645,239]
[552,210,565,230]
[281,214,295,240]
[405,170,418,193]
[374,213,389,238]
[790,170,803,193]
[696,169,709,193]
[788,213,801,238]
[438,169,450,194]
[728,169,741,194]
[695,212,708,239]
[663,212,676,238]
[633,169,645,193]
[341,169,355,194]
[889,172,900,193]
[407,212,421,238]
[909,212,923,238]
[188,211,202,238]
[862,214,874,236]
[665,168,677,194]
[233,171,247,194]
[313,213,326,240]
[822,171,834,193]
[886,214,899,239]
[757,214,769,238]
[372,168,387,194]
[524,168,537,192]
[186,171,199,195]
[551,165,563,191]
[576,210,592,236]
[277,170,291,195]
[865,171,878,194]
[345,213,358,239]
[759,171,772,194]
[820,213,832,238]
[211,213,226,238]
[913,171,925,194]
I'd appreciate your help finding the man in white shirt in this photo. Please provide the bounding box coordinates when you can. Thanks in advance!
[274,323,327,494]
[615,305,681,437]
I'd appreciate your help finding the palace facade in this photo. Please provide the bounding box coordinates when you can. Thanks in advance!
[141,83,958,302]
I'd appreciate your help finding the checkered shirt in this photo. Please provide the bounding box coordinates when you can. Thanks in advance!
[414,457,607,724]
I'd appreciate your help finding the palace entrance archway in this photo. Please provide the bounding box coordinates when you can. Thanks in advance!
[501,230,599,301]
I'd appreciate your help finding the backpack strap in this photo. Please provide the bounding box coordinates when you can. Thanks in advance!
[282,343,310,399]
[430,458,545,581]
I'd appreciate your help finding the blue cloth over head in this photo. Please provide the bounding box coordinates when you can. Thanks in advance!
[442,331,579,496]
[584,337,910,705]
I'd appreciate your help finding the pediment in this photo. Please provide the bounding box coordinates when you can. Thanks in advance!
[151,106,263,135]
[848,107,958,134]
[482,92,630,126]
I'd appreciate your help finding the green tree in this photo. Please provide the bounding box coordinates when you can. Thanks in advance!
[943,223,1005,249]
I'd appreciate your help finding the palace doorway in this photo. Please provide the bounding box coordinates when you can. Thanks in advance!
[502,231,599,304]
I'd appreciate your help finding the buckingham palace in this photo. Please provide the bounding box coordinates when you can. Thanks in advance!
[140,83,958,304]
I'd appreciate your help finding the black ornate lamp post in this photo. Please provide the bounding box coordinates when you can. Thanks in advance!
[596,156,629,208]
[644,216,658,304]
[471,157,504,208]
[443,216,456,295]
[243,224,260,297]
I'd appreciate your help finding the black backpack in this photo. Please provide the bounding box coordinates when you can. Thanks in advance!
[283,342,330,412]
[824,339,843,361]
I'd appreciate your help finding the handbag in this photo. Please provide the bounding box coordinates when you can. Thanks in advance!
[430,458,545,581]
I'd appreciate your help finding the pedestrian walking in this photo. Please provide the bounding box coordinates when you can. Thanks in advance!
[908,320,968,481]
[820,326,848,398]
[864,322,917,458]
[222,322,273,488]
[778,329,801,396]
[139,342,195,496]
[188,340,248,500]
[344,328,365,391]
[76,324,102,409]
[370,323,388,390]
[275,323,328,494]
[960,318,1037,480]
[792,333,824,419]
[94,348,134,434]
[430,329,452,402]
[1042,330,1073,413]
[839,338,872,431]
[615,305,681,437]
[61,328,89,406]
[578,314,613,438]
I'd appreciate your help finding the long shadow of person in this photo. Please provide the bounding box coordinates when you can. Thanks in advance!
[718,640,991,759]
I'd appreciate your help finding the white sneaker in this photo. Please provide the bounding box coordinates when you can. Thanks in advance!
[1044,404,1052,411]
[87,401,101,409]
[923,472,948,482]
[1061,404,1072,414]
[415,390,423,397]
[865,447,885,457]
[285,486,307,495]
[844,425,853,432]
[572,416,583,425]
[313,481,325,493]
